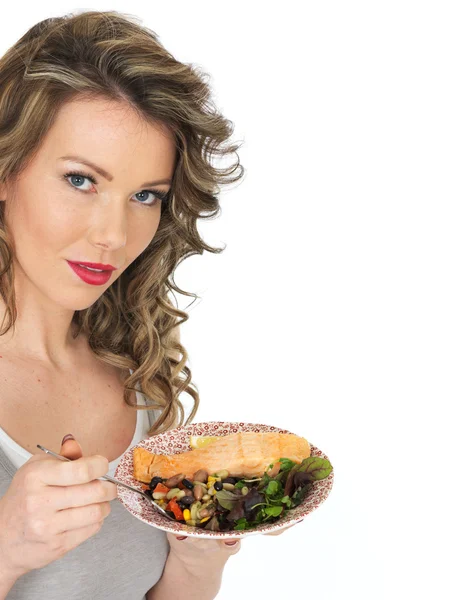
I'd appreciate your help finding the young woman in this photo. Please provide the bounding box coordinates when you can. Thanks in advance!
[0,10,291,599]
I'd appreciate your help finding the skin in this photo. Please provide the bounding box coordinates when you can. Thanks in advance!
[0,96,294,573]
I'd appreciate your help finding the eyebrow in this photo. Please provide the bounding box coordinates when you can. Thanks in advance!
[58,155,172,188]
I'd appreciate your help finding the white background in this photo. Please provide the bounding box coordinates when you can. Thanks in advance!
[1,2,448,599]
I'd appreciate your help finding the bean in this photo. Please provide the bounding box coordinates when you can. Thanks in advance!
[152,491,167,500]
[198,505,216,519]
[166,487,181,500]
[165,473,186,488]
[193,484,205,501]
[149,476,164,489]
[241,486,249,495]
[215,469,229,479]
[190,501,202,521]
[223,483,235,491]
[179,495,195,507]
[201,494,211,501]
[181,478,194,490]
[176,490,186,500]
[184,489,194,497]
[207,486,215,496]
[193,481,208,489]
[192,469,209,483]
[222,477,237,485]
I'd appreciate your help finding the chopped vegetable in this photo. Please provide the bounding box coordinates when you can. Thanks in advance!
[153,483,171,495]
[166,498,184,521]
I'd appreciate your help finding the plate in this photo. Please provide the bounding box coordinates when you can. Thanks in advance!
[115,421,334,539]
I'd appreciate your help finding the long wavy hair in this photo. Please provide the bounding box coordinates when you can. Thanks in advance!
[0,10,244,435]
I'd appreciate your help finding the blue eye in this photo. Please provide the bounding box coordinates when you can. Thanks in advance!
[63,170,170,207]
[64,171,95,191]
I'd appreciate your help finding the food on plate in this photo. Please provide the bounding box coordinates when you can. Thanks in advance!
[132,432,333,531]
[133,431,311,483]
[189,435,220,449]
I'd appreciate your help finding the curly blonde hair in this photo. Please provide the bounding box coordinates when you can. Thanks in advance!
[0,10,244,435]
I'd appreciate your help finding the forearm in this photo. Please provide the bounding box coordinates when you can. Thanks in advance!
[0,567,18,600]
[147,552,225,600]
[0,540,21,600]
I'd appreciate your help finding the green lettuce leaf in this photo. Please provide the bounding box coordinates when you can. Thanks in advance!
[215,489,241,511]
[296,457,333,480]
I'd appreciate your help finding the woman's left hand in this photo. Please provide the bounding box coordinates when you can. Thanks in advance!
[262,521,299,536]
[167,521,299,572]
[166,532,242,572]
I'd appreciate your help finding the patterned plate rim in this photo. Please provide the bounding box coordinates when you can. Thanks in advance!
[115,421,334,539]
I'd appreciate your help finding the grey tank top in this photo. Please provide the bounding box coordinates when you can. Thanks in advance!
[0,386,169,599]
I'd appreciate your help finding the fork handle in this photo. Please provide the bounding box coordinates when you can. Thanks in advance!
[36,445,148,498]
[101,473,147,498]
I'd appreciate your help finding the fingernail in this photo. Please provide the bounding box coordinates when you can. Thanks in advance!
[61,434,75,444]
[176,536,187,541]
[225,540,238,545]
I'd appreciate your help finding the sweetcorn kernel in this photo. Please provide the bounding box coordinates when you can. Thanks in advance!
[183,509,191,521]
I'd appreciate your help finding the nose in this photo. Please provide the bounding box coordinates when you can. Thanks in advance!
[88,196,127,251]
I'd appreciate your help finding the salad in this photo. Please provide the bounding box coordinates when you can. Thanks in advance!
[143,456,333,531]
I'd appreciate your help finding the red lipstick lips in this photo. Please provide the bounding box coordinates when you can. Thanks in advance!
[75,262,117,270]
[67,261,115,286]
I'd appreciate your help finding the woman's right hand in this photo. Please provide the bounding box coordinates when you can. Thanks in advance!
[0,435,117,580]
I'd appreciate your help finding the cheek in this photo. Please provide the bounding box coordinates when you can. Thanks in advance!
[9,193,81,264]
[128,216,161,258]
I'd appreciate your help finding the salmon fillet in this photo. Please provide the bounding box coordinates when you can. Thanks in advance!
[133,432,310,483]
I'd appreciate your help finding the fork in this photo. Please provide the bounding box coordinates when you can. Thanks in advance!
[36,444,177,521]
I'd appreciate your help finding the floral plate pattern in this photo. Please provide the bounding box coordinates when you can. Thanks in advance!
[115,421,334,539]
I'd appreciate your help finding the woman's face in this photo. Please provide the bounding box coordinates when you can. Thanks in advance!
[0,97,176,311]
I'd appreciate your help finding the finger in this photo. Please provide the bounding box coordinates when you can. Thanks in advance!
[172,535,240,554]
[223,540,240,547]
[263,521,301,536]
[222,539,241,554]
[37,452,110,487]
[52,500,112,533]
[51,478,117,511]
[173,536,221,552]
[55,521,104,553]
[60,434,83,460]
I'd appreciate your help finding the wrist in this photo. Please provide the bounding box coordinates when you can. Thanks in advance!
[170,551,227,579]
[0,565,19,599]
[0,560,20,585]
[148,552,225,600]
[0,543,25,586]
